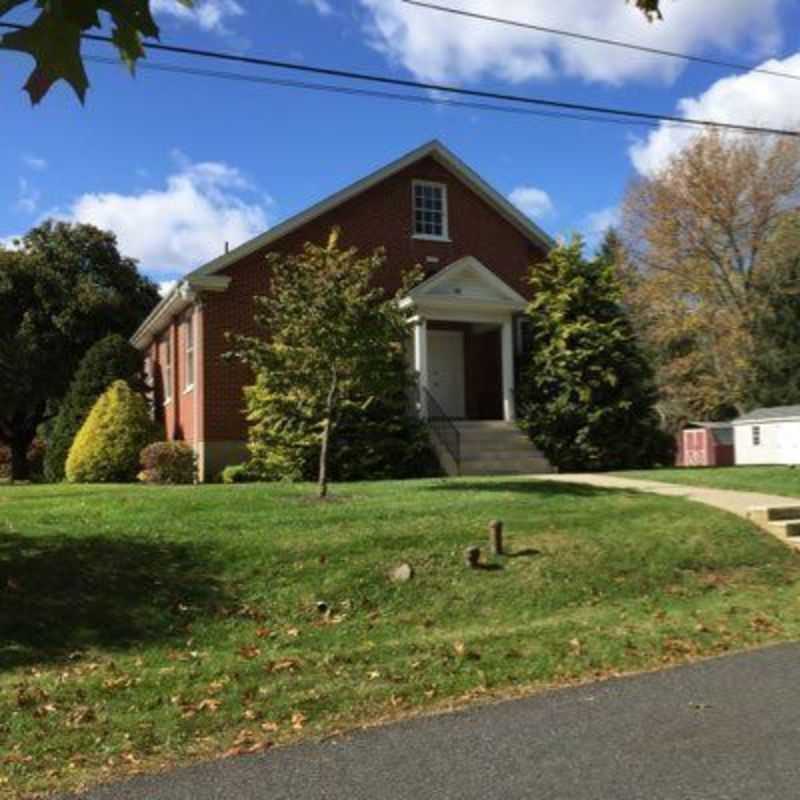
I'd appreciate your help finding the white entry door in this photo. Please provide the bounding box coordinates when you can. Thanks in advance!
[428,330,466,418]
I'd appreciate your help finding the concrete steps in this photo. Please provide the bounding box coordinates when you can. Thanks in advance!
[747,506,800,548]
[430,420,552,477]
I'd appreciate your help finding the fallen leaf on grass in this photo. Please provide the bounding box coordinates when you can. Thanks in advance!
[238,645,261,660]
[291,712,306,731]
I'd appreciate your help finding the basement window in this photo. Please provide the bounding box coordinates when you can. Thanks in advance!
[752,425,761,446]
[413,180,449,240]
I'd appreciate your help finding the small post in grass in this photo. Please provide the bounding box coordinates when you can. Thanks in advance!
[489,520,504,556]
[464,546,481,569]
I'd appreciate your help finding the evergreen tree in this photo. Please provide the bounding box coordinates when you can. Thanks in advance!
[44,334,145,482]
[747,254,800,409]
[518,236,670,471]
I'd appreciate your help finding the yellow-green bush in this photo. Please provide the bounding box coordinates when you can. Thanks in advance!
[66,380,158,483]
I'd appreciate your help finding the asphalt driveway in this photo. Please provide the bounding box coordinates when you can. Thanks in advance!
[65,643,800,800]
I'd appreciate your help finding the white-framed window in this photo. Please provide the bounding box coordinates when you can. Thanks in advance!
[412,180,449,240]
[184,313,195,391]
[163,335,173,404]
[752,425,761,446]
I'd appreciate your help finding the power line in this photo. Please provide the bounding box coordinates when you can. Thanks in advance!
[1,21,797,138]
[85,54,719,133]
[401,0,800,83]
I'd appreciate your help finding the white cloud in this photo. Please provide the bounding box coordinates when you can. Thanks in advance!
[61,154,271,275]
[159,280,178,297]
[299,0,333,15]
[151,0,244,33]
[358,0,781,86]
[584,205,621,237]
[630,52,800,175]
[15,177,39,214]
[582,205,621,250]
[0,234,21,250]
[23,154,47,171]
[508,185,553,219]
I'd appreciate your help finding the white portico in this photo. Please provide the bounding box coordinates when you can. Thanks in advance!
[400,256,528,422]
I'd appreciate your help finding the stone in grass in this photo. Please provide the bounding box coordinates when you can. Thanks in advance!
[464,546,481,569]
[389,562,414,583]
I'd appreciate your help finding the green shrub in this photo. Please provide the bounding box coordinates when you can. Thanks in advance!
[221,463,260,484]
[243,390,440,483]
[66,381,158,483]
[45,335,144,482]
[139,442,197,485]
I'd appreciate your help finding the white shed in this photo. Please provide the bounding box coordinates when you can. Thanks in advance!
[732,406,800,465]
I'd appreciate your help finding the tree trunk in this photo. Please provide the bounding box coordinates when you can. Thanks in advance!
[317,370,338,500]
[318,417,330,499]
[10,437,31,482]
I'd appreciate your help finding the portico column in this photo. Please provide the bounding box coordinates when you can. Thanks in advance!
[501,318,515,421]
[413,316,429,418]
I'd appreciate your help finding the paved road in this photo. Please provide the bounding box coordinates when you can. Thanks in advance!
[532,472,800,519]
[67,643,800,800]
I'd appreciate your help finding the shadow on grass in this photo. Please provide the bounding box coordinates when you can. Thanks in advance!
[0,532,232,670]
[425,480,637,498]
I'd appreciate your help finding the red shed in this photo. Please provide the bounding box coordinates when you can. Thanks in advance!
[676,422,735,468]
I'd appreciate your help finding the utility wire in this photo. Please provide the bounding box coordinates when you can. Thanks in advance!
[85,53,721,133]
[1,21,797,137]
[401,0,800,83]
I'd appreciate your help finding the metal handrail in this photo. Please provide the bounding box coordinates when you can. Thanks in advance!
[422,386,461,473]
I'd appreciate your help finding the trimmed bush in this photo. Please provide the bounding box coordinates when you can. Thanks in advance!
[220,463,260,484]
[44,335,144,482]
[139,442,197,485]
[66,381,157,483]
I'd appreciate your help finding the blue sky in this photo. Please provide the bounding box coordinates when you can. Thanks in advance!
[2,0,799,290]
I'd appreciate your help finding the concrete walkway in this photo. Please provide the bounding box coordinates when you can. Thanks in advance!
[531,472,800,520]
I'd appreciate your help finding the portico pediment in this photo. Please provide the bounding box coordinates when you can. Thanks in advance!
[400,256,527,315]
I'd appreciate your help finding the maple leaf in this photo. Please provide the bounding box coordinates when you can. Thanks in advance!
[0,1,194,104]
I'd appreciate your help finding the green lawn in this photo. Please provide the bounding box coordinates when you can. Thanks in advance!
[615,466,800,499]
[2,478,800,798]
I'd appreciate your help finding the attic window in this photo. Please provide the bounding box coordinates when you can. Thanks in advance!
[413,181,449,240]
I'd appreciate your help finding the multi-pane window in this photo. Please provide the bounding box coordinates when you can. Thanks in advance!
[185,314,195,391]
[163,335,173,403]
[752,425,761,446]
[413,181,448,239]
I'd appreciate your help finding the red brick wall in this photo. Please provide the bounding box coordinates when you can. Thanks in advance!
[149,310,200,445]
[201,155,547,445]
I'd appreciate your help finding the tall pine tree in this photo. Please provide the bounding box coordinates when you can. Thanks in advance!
[518,235,670,471]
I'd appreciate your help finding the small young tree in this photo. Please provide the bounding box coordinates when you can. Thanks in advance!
[44,334,145,482]
[518,236,667,471]
[66,381,157,483]
[229,229,420,498]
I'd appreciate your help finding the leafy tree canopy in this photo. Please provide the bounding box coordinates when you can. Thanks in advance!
[0,1,663,103]
[228,229,429,497]
[0,221,159,480]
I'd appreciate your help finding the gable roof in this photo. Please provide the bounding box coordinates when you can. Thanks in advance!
[187,139,553,285]
[733,406,800,425]
[132,140,554,348]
